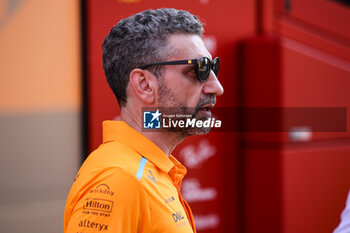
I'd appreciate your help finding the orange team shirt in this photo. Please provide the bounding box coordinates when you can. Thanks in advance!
[64,120,196,233]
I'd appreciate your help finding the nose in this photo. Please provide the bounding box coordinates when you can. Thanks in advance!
[203,71,224,96]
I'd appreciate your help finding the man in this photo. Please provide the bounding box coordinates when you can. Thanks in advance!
[64,8,223,233]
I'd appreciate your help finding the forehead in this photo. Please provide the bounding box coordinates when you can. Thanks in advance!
[166,34,212,60]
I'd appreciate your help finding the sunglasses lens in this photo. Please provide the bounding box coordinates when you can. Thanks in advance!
[197,57,211,82]
[212,57,220,76]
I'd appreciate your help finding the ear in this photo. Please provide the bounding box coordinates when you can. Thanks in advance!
[129,68,157,104]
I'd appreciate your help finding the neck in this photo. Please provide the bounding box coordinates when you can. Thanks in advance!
[120,107,185,156]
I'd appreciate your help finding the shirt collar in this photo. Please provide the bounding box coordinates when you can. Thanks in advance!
[102,120,175,173]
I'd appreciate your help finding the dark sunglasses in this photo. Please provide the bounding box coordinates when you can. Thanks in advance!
[139,57,220,82]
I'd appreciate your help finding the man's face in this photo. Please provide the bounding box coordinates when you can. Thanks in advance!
[157,34,224,135]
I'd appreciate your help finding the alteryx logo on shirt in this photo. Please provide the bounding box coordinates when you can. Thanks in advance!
[143,109,161,129]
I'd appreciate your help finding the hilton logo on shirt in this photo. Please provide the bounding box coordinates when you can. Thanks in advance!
[83,198,113,213]
[143,109,161,129]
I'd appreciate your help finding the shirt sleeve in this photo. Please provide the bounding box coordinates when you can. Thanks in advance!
[334,190,350,233]
[65,167,152,233]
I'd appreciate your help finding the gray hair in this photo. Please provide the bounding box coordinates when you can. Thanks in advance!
[102,8,204,107]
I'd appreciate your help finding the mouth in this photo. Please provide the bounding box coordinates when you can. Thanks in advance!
[196,103,215,119]
[199,103,215,111]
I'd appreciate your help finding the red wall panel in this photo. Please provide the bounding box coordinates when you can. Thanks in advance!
[283,142,350,233]
[242,1,350,233]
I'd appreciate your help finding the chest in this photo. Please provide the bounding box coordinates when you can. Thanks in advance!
[142,170,195,233]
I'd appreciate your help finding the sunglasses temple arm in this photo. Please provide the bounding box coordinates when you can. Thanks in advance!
[140,59,196,69]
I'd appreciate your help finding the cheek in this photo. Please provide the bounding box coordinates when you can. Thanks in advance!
[175,81,203,106]
[162,69,203,106]
[181,88,202,107]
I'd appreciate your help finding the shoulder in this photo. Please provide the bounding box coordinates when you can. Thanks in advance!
[65,166,149,218]
[66,141,149,208]
[86,167,147,200]
[64,167,152,233]
[81,141,143,177]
